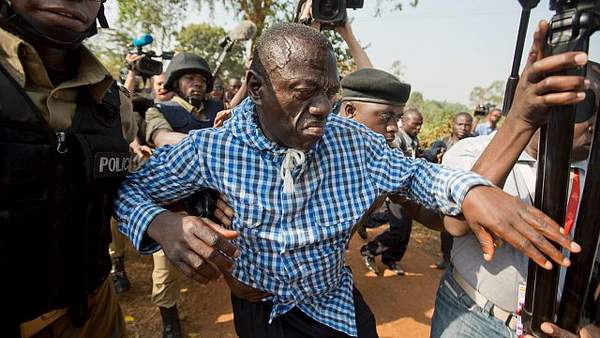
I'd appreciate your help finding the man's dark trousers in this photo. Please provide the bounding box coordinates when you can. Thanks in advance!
[440,232,453,261]
[364,202,412,263]
[231,287,378,338]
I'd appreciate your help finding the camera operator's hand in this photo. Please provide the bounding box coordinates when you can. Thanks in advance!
[525,323,600,338]
[509,20,589,131]
[125,53,145,70]
[298,0,321,30]
[333,16,373,69]
[147,212,240,284]
[124,53,145,94]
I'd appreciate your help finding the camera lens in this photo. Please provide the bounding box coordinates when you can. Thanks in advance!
[318,0,342,20]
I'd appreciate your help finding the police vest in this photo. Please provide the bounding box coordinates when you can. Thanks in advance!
[0,64,130,327]
[156,99,224,134]
[155,99,223,221]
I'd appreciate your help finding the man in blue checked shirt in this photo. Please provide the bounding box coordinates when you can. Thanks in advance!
[115,23,577,338]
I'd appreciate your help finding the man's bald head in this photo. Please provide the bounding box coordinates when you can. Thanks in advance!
[250,23,335,84]
[245,22,340,151]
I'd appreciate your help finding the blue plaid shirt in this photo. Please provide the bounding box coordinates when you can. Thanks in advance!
[115,98,490,336]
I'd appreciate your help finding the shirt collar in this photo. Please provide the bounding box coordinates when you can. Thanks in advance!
[0,27,113,102]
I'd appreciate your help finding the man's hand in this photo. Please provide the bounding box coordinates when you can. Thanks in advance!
[214,109,232,128]
[462,185,580,269]
[129,138,154,160]
[525,323,600,338]
[147,212,240,284]
[213,194,234,227]
[509,20,589,131]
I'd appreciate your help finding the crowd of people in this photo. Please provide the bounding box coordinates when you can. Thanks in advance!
[1,1,598,338]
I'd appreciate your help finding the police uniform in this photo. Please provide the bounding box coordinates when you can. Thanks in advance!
[0,24,137,338]
[339,68,415,275]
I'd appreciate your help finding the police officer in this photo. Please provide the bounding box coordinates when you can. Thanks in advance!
[0,0,137,337]
[145,52,225,147]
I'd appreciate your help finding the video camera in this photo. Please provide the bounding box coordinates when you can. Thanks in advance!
[473,103,496,117]
[296,0,364,30]
[129,34,174,79]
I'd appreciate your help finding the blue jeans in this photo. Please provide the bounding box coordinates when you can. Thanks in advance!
[430,266,515,338]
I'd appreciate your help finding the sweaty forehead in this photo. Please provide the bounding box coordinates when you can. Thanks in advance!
[265,36,337,81]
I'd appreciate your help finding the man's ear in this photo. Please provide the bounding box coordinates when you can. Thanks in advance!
[344,102,357,118]
[246,70,264,106]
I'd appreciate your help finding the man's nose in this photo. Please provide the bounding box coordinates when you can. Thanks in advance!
[387,121,399,134]
[309,95,333,116]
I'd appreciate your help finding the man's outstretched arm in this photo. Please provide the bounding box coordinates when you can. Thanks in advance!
[114,132,239,284]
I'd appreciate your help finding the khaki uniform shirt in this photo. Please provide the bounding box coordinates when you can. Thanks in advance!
[0,27,137,142]
[145,95,205,145]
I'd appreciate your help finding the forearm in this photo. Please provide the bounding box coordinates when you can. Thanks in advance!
[229,82,248,108]
[152,129,188,147]
[114,135,208,252]
[470,115,536,187]
[123,70,137,94]
[338,25,373,69]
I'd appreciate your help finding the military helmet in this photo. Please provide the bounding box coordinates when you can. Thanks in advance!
[164,52,214,93]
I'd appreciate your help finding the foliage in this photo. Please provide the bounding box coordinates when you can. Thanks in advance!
[469,80,505,108]
[115,0,188,49]
[375,0,419,16]
[389,60,405,81]
[407,91,470,147]
[175,23,247,80]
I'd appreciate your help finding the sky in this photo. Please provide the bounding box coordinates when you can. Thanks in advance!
[103,1,600,106]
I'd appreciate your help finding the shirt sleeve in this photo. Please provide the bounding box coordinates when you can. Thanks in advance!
[114,132,209,254]
[145,106,173,145]
[364,132,491,215]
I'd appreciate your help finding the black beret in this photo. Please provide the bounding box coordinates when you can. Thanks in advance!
[340,68,411,106]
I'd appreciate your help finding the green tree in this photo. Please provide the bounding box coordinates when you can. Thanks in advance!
[407,91,469,147]
[175,23,247,79]
[469,80,505,107]
[115,0,189,49]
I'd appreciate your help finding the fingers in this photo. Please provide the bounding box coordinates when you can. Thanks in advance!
[522,206,581,253]
[536,75,589,95]
[187,231,236,272]
[526,20,548,66]
[470,223,495,261]
[176,257,209,284]
[202,217,240,241]
[214,197,234,226]
[513,215,568,268]
[528,52,588,83]
[191,217,240,256]
[539,322,579,338]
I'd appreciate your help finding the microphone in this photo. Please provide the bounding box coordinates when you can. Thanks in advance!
[228,20,257,41]
[214,21,257,77]
[219,20,257,48]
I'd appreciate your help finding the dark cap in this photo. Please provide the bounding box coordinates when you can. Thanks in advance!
[340,68,411,106]
[164,52,214,93]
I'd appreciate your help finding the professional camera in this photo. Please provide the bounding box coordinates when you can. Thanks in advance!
[295,0,364,30]
[474,103,495,117]
[128,34,174,79]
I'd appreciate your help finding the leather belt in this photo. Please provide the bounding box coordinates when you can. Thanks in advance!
[452,268,517,330]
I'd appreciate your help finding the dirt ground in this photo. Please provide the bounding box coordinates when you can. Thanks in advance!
[118,223,444,338]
